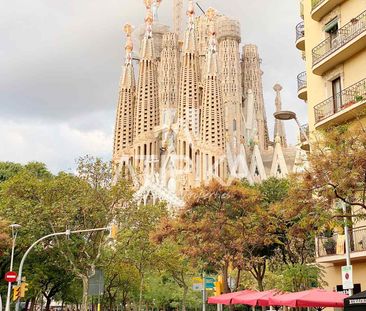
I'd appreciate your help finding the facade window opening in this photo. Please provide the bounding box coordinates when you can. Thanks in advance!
[325,18,339,47]
[255,166,259,176]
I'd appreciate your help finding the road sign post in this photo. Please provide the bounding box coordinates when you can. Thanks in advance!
[4,272,17,283]
[342,265,353,291]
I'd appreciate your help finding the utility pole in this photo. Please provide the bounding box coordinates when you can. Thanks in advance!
[343,202,353,296]
[202,272,206,311]
[5,224,21,311]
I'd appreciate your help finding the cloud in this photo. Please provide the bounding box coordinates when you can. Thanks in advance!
[0,118,112,173]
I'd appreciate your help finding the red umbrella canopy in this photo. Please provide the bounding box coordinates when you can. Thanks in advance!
[231,290,281,307]
[208,290,256,305]
[268,288,348,308]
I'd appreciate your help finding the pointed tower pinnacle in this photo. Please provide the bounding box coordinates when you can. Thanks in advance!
[113,24,136,160]
[200,8,225,151]
[273,84,287,148]
[134,2,160,138]
[242,45,270,151]
[177,0,200,133]
[151,0,162,21]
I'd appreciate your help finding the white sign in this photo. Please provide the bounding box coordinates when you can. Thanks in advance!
[342,265,353,290]
[192,283,203,291]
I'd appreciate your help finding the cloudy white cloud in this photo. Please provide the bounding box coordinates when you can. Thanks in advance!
[1,0,308,173]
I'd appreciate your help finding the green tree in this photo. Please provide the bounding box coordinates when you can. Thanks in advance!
[0,156,134,311]
[117,202,168,310]
[304,123,366,214]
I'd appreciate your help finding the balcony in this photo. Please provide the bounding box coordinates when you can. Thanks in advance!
[314,78,366,128]
[312,10,366,75]
[295,21,305,51]
[297,71,307,101]
[316,226,366,264]
[311,0,346,22]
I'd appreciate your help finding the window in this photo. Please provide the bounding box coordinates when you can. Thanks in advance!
[332,77,342,112]
[325,18,339,48]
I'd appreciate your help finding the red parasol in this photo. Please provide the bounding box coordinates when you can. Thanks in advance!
[268,288,348,309]
[208,290,256,305]
[231,289,281,306]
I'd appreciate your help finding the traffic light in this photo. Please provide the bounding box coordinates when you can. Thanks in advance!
[109,223,118,240]
[13,285,21,301]
[20,282,29,297]
[214,275,224,296]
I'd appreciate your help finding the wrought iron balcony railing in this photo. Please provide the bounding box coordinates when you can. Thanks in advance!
[312,10,366,66]
[314,78,366,123]
[297,71,307,92]
[317,226,366,257]
[296,21,305,42]
[311,0,326,11]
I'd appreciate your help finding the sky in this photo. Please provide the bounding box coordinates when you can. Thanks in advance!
[0,0,308,173]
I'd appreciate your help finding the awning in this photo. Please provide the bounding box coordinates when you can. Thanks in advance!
[269,288,348,309]
[345,290,366,310]
[207,290,255,305]
[231,290,281,307]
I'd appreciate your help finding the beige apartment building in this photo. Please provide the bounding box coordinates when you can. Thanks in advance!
[296,0,366,296]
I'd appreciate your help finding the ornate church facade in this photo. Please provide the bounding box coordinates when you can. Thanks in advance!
[112,0,306,208]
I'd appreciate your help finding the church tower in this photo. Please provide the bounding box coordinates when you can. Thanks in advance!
[177,0,200,134]
[273,84,287,147]
[200,9,226,181]
[242,44,269,151]
[158,32,179,126]
[216,15,242,156]
[133,2,160,174]
[113,24,136,162]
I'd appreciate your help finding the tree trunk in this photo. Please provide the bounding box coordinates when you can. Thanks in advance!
[138,275,144,311]
[45,297,52,311]
[182,286,188,311]
[29,297,36,311]
[81,275,89,311]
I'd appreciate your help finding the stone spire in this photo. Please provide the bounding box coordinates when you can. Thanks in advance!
[151,0,162,22]
[273,84,287,148]
[200,10,225,150]
[134,1,160,138]
[158,32,179,112]
[177,0,200,133]
[242,44,270,151]
[216,14,242,155]
[113,24,136,159]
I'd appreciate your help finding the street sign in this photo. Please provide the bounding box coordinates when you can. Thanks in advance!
[192,283,204,291]
[4,272,17,283]
[342,265,353,290]
[88,269,104,296]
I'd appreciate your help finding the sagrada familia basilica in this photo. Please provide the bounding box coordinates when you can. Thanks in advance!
[112,0,306,207]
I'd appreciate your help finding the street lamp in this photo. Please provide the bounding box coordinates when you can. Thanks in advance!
[274,110,310,150]
[5,224,21,311]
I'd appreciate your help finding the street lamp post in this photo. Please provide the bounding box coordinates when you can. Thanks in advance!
[15,227,113,311]
[273,110,310,148]
[5,224,21,311]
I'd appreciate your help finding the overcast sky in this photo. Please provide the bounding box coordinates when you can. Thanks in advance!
[0,0,307,173]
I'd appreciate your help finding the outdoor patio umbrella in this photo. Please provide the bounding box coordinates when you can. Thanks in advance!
[268,288,348,310]
[231,289,281,307]
[208,290,255,305]
[344,290,366,311]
